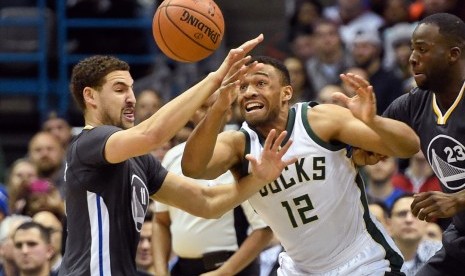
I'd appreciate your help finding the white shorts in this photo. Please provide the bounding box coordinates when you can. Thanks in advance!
[277,239,392,276]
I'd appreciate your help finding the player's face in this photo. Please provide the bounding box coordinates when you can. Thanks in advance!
[409,23,451,90]
[237,64,287,127]
[388,197,427,243]
[97,71,136,129]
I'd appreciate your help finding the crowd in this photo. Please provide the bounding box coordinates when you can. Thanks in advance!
[1,0,465,275]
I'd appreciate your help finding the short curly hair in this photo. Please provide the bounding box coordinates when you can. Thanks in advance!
[70,55,130,111]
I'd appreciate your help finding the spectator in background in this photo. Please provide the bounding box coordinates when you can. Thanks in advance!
[13,221,55,276]
[364,157,406,210]
[41,114,73,152]
[5,158,38,215]
[368,200,389,228]
[323,0,385,47]
[288,0,323,42]
[350,29,404,114]
[283,56,316,104]
[424,222,443,242]
[306,19,353,93]
[27,132,66,197]
[135,89,164,125]
[0,215,32,276]
[288,31,316,63]
[387,194,442,276]
[136,213,155,276]
[32,211,64,275]
[317,84,346,106]
[392,151,441,194]
[0,187,8,224]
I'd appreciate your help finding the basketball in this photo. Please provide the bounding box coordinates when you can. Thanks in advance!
[152,0,225,63]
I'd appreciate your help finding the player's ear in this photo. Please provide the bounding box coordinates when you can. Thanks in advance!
[282,85,293,102]
[449,46,461,63]
[83,87,97,107]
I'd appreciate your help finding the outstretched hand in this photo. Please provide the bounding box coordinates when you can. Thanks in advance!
[333,73,377,125]
[214,34,264,82]
[246,129,297,183]
[411,191,465,222]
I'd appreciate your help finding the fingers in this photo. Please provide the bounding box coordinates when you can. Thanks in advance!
[236,34,264,55]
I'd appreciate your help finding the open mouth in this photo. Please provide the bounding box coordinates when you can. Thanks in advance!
[245,102,264,112]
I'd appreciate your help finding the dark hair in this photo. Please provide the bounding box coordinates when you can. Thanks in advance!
[388,193,415,217]
[248,56,291,87]
[70,55,130,111]
[14,221,52,244]
[420,13,465,52]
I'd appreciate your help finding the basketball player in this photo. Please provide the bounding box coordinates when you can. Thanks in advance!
[350,13,465,275]
[58,35,297,276]
[182,56,420,275]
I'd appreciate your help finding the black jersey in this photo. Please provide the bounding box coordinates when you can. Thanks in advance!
[59,126,167,276]
[384,87,465,233]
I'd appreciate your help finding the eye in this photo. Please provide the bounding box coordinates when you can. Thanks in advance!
[239,84,248,91]
[257,80,266,87]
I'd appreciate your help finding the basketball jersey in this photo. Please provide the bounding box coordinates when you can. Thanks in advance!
[384,85,465,233]
[59,126,167,276]
[240,102,403,273]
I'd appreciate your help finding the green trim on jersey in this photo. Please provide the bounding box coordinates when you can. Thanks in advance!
[355,174,404,273]
[301,102,345,151]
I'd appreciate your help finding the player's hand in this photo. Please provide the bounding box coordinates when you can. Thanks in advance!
[213,34,264,83]
[333,73,377,125]
[411,191,465,221]
[210,81,239,113]
[246,129,297,183]
[351,147,387,166]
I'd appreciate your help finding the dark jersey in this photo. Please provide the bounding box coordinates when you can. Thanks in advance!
[383,87,465,233]
[59,126,167,276]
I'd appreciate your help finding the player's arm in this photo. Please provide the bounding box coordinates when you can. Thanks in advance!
[152,209,172,276]
[211,227,273,275]
[323,73,420,158]
[153,130,296,219]
[182,79,246,179]
[104,35,264,164]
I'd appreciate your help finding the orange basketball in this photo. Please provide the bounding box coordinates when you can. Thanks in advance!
[152,0,225,63]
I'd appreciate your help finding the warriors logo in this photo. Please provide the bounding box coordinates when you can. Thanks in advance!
[427,135,465,191]
[131,174,149,231]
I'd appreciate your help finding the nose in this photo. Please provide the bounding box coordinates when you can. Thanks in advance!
[128,89,136,104]
[243,85,258,98]
[409,51,417,67]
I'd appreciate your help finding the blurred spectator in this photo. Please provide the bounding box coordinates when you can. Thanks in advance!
[317,84,346,106]
[368,200,389,227]
[380,0,412,30]
[387,194,442,276]
[392,151,442,193]
[27,132,66,197]
[283,56,316,104]
[136,212,155,275]
[41,113,73,151]
[350,29,404,114]
[0,187,8,224]
[409,0,461,21]
[135,89,164,125]
[306,19,353,93]
[288,0,323,41]
[21,179,65,220]
[289,31,316,62]
[0,215,32,276]
[32,211,64,275]
[424,222,443,242]
[323,0,385,47]
[363,157,406,209]
[13,221,54,276]
[5,158,38,215]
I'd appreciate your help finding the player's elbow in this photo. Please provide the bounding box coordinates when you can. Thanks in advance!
[181,159,206,179]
